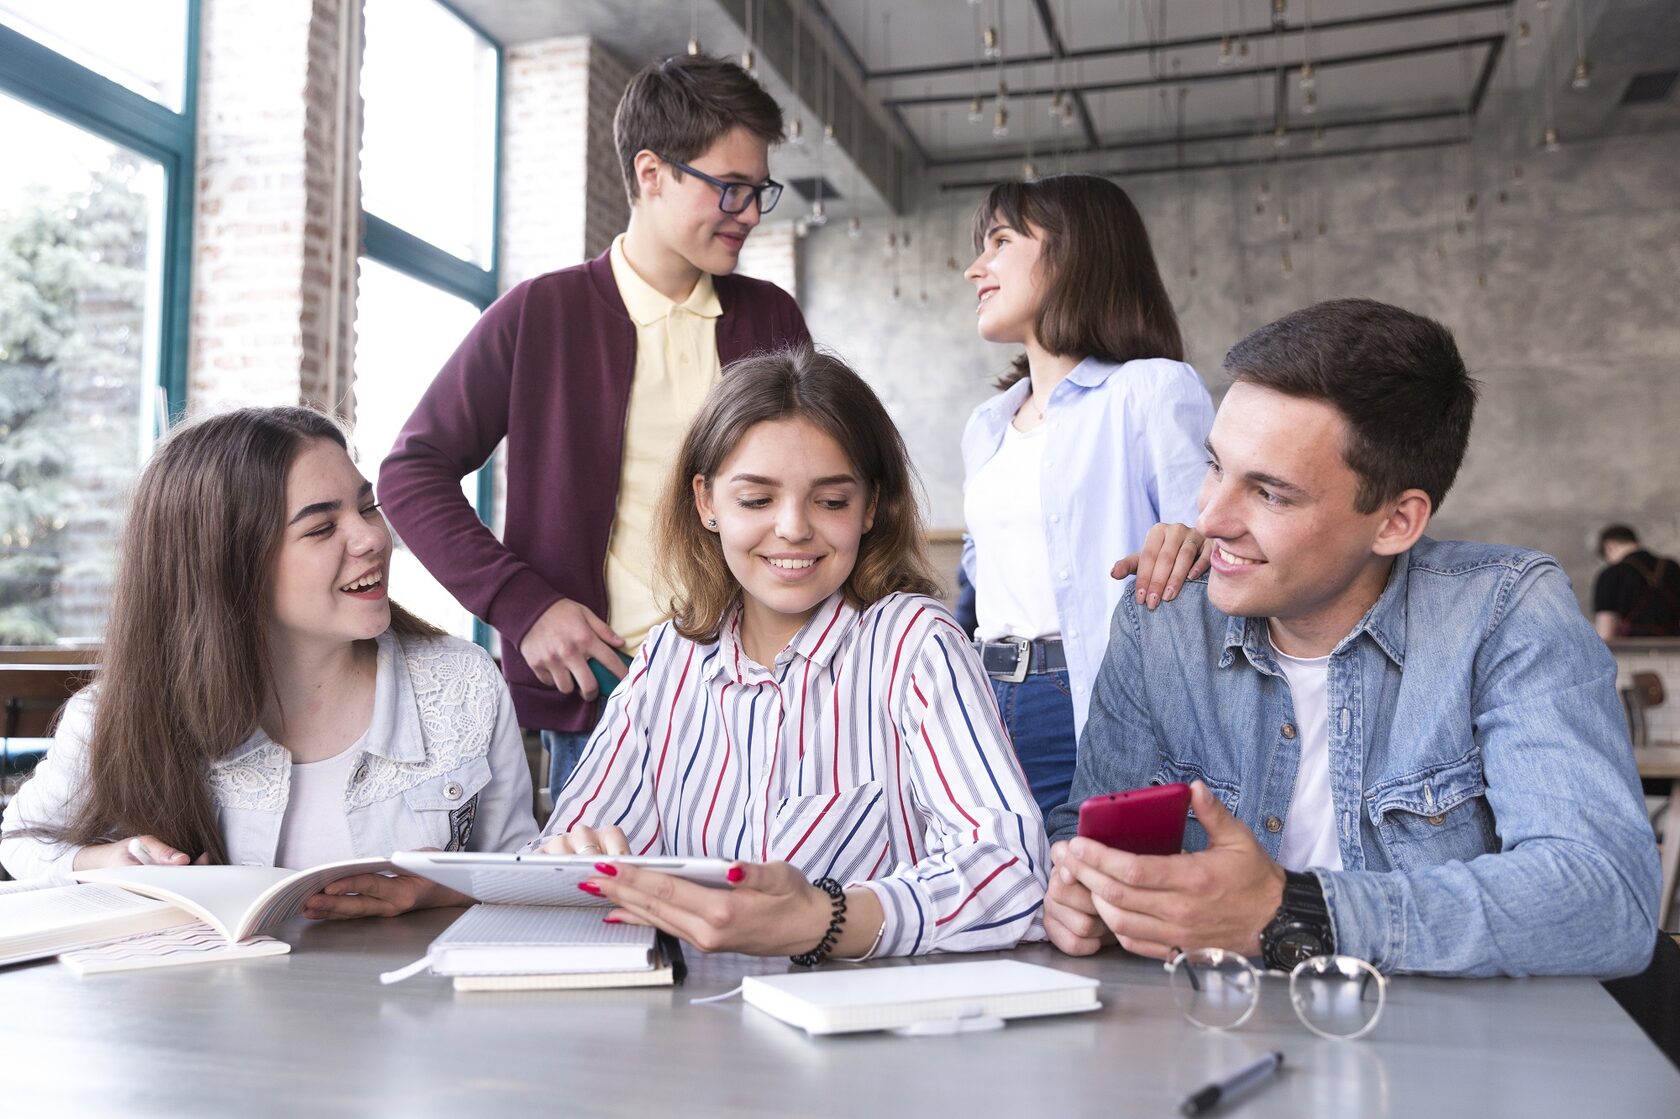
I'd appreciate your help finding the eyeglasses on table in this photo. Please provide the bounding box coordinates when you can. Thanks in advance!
[1164,947,1389,1041]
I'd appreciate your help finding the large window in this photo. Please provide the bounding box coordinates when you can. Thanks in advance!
[0,3,195,645]
[357,0,499,643]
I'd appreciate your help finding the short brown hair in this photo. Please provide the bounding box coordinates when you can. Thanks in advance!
[972,174,1184,388]
[1225,299,1479,514]
[656,346,941,643]
[614,53,785,203]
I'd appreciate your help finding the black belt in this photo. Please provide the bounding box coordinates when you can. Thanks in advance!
[973,637,1067,683]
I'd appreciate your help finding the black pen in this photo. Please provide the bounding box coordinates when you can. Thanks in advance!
[1179,1051,1285,1116]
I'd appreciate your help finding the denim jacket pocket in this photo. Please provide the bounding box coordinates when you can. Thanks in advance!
[1365,752,1499,872]
[1151,760,1240,853]
[768,781,887,877]
[400,755,493,852]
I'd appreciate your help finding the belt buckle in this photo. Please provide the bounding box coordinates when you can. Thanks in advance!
[1002,637,1032,684]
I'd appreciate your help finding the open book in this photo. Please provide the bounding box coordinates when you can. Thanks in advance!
[0,857,393,970]
[73,858,395,943]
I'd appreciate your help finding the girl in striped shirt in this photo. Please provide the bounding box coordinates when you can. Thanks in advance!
[534,346,1048,961]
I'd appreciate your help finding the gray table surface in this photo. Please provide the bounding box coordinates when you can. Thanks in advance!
[3,908,1677,1118]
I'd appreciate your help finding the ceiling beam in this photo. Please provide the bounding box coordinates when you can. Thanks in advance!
[885,35,1505,109]
[1029,0,1099,150]
[937,135,1469,192]
[869,0,1513,83]
[928,107,1466,169]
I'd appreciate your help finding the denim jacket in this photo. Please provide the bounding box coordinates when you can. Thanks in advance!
[1047,538,1660,978]
[0,631,537,883]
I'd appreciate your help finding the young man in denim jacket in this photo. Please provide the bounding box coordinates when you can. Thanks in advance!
[1044,299,1659,978]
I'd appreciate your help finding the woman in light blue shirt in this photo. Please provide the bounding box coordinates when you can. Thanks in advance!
[960,174,1213,819]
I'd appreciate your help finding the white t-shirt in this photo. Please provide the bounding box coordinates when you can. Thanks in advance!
[1269,638,1344,872]
[964,420,1062,641]
[274,744,362,870]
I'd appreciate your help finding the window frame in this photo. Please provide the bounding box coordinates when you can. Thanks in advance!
[358,0,502,648]
[0,0,199,414]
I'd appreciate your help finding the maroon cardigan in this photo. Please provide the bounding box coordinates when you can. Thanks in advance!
[379,248,810,731]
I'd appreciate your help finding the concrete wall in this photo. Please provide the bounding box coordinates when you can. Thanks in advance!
[797,126,1680,608]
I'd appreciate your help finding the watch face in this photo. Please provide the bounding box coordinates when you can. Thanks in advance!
[1275,924,1329,967]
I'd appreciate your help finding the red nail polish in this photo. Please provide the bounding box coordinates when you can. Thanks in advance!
[578,881,602,896]
[594,862,618,877]
[602,916,621,924]
[726,865,745,884]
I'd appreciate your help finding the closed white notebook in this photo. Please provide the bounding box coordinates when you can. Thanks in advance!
[427,904,660,976]
[742,960,1102,1036]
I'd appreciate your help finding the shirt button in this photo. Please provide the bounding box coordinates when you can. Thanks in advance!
[1427,813,1447,826]
[1049,514,1060,523]
[443,781,464,801]
[1057,570,1069,581]
[1265,815,1284,833]
[1281,723,1297,740]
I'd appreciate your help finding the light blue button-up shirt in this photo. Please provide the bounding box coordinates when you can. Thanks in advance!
[960,356,1214,736]
[1050,538,1661,978]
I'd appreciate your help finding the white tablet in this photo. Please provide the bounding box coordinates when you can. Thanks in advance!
[392,851,735,906]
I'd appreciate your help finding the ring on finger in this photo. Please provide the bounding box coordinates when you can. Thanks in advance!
[574,844,603,856]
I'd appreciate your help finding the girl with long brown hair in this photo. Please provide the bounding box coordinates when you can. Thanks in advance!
[532,346,1046,963]
[960,173,1214,820]
[0,407,535,918]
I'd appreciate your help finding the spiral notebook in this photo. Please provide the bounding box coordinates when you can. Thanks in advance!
[383,904,687,991]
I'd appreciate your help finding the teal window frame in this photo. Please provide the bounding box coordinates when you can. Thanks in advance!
[0,0,199,414]
[359,0,502,649]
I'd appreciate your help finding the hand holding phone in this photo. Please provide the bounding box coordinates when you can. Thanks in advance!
[1076,782,1192,855]
[588,650,635,701]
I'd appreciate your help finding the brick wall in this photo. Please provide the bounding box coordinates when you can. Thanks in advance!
[188,0,358,414]
[501,36,631,286]
[735,221,799,302]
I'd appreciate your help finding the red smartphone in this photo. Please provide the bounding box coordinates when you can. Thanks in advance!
[1076,783,1192,855]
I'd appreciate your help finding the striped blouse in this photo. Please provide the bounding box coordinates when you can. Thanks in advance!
[536,591,1048,957]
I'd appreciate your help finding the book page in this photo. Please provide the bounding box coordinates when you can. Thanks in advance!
[237,857,395,939]
[59,924,291,975]
[74,858,394,942]
[0,885,192,966]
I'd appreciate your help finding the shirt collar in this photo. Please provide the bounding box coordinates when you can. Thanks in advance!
[1064,355,1117,388]
[974,357,1115,425]
[609,234,722,326]
[704,593,858,683]
[1219,550,1411,672]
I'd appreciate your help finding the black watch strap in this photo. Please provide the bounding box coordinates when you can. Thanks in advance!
[1261,870,1335,971]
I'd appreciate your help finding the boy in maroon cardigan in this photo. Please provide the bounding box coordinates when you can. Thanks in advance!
[379,55,810,795]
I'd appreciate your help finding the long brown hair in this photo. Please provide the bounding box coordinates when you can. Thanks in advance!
[656,346,941,643]
[38,406,439,861]
[972,173,1184,389]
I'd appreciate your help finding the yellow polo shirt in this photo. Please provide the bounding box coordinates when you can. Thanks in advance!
[605,234,724,649]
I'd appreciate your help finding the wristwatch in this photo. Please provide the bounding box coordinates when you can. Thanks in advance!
[1260,870,1335,970]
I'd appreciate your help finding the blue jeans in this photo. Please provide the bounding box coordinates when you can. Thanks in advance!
[989,670,1079,823]
[541,728,593,802]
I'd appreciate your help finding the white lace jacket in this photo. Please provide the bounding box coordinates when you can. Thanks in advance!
[0,631,537,883]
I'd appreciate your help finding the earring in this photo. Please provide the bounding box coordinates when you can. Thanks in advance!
[706,518,718,530]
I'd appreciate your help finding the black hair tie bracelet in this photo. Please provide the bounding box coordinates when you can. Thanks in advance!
[790,877,847,967]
